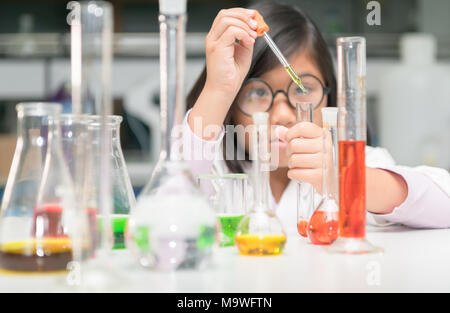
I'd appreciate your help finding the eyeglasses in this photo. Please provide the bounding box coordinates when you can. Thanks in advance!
[235,74,330,117]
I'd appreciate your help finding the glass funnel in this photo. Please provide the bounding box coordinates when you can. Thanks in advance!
[127,0,216,271]
[198,174,247,247]
[296,102,316,237]
[307,107,339,245]
[328,37,382,254]
[0,102,81,273]
[86,115,136,250]
[234,112,286,256]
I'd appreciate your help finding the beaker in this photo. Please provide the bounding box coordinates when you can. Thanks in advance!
[198,174,247,247]
[127,0,216,271]
[296,102,316,237]
[307,107,339,245]
[86,115,136,250]
[328,37,382,254]
[234,112,286,256]
[0,102,80,273]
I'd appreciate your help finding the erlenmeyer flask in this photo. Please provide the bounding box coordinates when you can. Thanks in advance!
[235,112,287,256]
[127,0,216,271]
[307,107,339,245]
[0,102,79,273]
[87,115,136,250]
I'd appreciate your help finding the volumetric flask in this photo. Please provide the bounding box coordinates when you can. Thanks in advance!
[127,0,216,271]
[328,37,382,254]
[87,115,136,250]
[235,113,286,256]
[0,102,80,273]
[296,102,316,237]
[307,108,339,245]
[198,174,247,247]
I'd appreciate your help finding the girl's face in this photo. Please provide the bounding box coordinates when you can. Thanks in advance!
[233,51,328,168]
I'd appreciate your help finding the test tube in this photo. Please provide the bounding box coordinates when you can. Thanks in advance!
[296,102,315,238]
[328,37,382,254]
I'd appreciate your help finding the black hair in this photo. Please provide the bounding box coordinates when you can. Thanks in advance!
[186,1,337,173]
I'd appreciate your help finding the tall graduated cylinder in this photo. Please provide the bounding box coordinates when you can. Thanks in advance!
[329,37,381,254]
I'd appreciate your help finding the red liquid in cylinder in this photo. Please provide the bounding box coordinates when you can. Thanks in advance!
[338,140,366,238]
[307,210,338,245]
[297,220,308,237]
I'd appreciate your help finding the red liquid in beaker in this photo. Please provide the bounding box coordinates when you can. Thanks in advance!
[338,140,366,238]
[87,207,98,253]
[307,210,338,245]
[32,205,66,238]
[297,219,308,237]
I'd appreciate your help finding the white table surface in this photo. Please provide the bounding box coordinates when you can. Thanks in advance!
[2,225,450,293]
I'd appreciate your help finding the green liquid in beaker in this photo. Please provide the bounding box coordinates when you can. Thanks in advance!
[97,214,128,250]
[218,214,244,247]
[111,214,128,250]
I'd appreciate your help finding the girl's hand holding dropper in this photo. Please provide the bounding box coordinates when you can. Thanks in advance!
[189,8,258,140]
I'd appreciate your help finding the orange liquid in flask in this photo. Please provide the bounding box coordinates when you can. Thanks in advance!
[307,210,338,245]
[297,220,308,237]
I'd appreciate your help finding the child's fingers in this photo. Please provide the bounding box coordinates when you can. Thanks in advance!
[209,16,257,42]
[288,152,323,169]
[217,26,255,48]
[286,122,323,142]
[209,8,257,38]
[274,125,288,142]
[287,137,322,155]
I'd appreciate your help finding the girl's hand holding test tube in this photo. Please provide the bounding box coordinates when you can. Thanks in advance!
[278,124,333,195]
[187,5,446,223]
[190,7,330,192]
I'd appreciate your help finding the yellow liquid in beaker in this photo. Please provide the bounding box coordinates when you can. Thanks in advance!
[235,234,287,256]
[0,238,72,274]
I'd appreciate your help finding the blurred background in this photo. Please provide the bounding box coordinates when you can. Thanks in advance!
[0,0,449,198]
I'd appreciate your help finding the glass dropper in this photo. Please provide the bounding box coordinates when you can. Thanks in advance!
[254,11,308,94]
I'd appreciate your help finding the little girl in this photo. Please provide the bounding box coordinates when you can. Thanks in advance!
[182,2,450,232]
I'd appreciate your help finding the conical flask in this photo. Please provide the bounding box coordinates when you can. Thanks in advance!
[235,112,287,256]
[0,102,80,273]
[307,107,339,245]
[127,0,216,271]
[86,115,135,250]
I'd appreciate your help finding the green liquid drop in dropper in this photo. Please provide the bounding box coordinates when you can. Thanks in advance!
[254,11,307,94]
